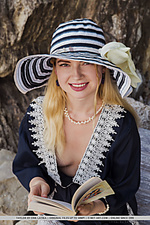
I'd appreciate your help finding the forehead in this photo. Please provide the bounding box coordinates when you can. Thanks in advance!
[55,59,103,69]
[55,58,95,64]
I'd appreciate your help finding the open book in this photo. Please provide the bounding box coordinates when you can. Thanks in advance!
[28,177,114,216]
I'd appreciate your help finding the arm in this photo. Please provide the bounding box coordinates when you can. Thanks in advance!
[102,111,141,214]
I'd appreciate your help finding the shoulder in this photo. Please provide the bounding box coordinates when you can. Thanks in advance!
[25,95,45,127]
[107,105,140,156]
[108,104,136,124]
[20,96,44,132]
[27,96,44,113]
[112,105,139,142]
[25,96,45,122]
[104,104,136,126]
[118,106,137,131]
[105,104,138,135]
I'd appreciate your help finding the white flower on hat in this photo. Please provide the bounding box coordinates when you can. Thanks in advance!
[99,42,141,88]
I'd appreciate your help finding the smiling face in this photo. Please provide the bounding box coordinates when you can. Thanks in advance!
[55,59,103,102]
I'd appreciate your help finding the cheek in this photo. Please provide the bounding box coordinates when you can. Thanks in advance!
[55,68,62,82]
[57,75,64,86]
[56,73,68,90]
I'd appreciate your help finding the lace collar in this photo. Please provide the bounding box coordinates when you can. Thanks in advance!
[28,96,125,186]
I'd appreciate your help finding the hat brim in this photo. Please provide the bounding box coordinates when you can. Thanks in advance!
[14,52,132,97]
[14,54,53,94]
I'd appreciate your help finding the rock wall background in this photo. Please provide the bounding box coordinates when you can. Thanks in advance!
[0,0,150,224]
[0,0,150,153]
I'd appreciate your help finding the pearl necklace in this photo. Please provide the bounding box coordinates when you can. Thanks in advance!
[64,102,104,125]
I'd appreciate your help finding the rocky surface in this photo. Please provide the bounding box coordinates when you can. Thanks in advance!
[0,75,44,153]
[0,149,36,225]
[136,128,150,218]
[0,149,28,216]
[126,97,150,130]
[0,0,150,154]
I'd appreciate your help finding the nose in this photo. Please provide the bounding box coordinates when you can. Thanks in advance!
[71,62,83,79]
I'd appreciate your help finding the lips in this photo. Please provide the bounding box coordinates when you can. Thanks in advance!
[69,82,89,91]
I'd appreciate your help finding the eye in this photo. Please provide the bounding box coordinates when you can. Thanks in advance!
[59,63,70,67]
[82,62,92,66]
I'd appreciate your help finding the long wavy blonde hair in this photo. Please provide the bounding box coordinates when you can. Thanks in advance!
[43,63,138,156]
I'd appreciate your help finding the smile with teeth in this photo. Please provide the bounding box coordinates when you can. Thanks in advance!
[70,83,88,87]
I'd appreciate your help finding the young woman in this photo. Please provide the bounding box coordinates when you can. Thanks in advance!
[13,19,141,225]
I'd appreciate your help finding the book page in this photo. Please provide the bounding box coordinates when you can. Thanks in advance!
[31,195,72,211]
[75,180,114,210]
[29,178,114,216]
[28,201,74,216]
[71,177,102,211]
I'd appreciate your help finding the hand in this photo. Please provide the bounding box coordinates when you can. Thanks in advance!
[76,200,106,216]
[28,177,50,214]
[71,200,106,222]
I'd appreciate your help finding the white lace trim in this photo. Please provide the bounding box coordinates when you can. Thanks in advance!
[28,96,125,186]
[27,96,60,185]
[73,104,125,185]
[126,203,140,225]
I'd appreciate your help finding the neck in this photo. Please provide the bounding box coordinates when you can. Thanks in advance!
[66,96,103,120]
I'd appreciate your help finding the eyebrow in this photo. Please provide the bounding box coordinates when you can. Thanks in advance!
[57,60,71,63]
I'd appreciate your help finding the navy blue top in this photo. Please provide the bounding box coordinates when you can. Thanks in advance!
[13,99,141,225]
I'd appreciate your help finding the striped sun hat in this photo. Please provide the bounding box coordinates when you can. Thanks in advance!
[14,18,134,97]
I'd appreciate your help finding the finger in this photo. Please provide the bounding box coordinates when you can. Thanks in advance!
[41,183,50,198]
[30,185,41,196]
[28,186,41,206]
[77,205,87,215]
[28,186,40,205]
[77,203,92,215]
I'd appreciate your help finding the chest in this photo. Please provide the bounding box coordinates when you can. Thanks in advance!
[28,97,124,186]
[57,119,96,176]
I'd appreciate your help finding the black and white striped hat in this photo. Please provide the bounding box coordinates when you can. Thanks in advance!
[14,18,132,97]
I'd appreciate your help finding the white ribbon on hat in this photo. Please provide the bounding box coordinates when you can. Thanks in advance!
[99,42,141,88]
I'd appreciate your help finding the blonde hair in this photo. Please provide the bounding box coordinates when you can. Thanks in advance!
[99,69,139,124]
[43,65,138,156]
[43,70,66,156]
